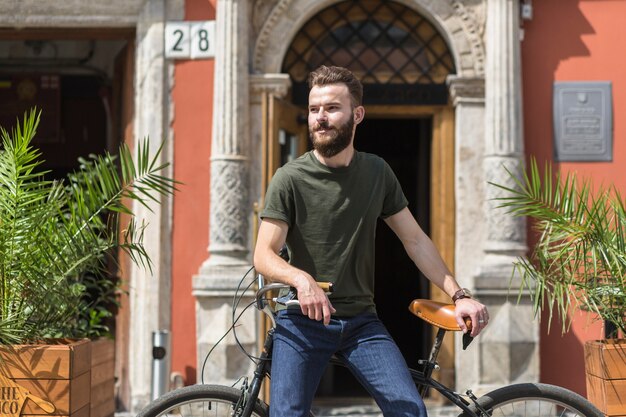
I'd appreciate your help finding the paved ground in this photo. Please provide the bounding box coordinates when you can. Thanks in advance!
[119,398,460,416]
[311,399,459,417]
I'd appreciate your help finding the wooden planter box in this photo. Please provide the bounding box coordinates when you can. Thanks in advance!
[585,339,626,417]
[0,338,116,417]
[0,339,91,417]
[90,339,115,417]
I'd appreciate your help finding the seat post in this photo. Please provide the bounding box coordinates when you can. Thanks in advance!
[418,328,447,398]
[427,328,446,375]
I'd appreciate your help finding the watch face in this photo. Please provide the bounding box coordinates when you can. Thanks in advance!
[452,289,470,303]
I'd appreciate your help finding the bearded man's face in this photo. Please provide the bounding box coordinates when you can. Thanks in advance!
[308,84,357,158]
[309,111,354,158]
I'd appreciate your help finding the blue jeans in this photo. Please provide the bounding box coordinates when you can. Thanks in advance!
[269,310,427,417]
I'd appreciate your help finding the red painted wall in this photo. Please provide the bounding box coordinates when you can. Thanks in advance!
[522,0,626,396]
[171,0,216,385]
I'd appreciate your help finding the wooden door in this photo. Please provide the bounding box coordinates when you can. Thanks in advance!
[261,94,308,198]
[256,93,307,402]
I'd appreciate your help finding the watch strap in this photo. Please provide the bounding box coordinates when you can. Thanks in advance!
[452,288,471,303]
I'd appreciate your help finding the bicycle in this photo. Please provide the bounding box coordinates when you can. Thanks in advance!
[138,276,603,417]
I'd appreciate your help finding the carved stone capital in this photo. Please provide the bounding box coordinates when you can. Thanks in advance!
[447,75,485,105]
[484,155,526,248]
[250,73,292,99]
[201,159,250,271]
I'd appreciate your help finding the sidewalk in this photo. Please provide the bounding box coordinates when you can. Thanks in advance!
[117,398,459,417]
[311,398,459,417]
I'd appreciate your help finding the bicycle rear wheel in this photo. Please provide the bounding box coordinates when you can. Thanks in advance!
[137,384,269,417]
[467,383,602,417]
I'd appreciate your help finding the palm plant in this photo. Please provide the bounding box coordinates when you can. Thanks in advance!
[493,157,626,337]
[0,109,176,344]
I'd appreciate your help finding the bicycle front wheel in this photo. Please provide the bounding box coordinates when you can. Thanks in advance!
[137,384,269,417]
[468,383,602,417]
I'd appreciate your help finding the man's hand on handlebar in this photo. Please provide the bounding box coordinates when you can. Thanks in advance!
[293,276,336,325]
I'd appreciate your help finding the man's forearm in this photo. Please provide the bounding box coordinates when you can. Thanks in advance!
[254,241,335,323]
[403,237,461,299]
[256,249,299,285]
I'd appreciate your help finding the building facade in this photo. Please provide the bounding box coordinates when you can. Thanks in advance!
[1,0,623,413]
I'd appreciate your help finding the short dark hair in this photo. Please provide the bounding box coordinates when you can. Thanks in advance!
[307,65,363,107]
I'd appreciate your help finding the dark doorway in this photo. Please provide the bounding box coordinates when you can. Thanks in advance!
[0,74,110,180]
[316,117,433,398]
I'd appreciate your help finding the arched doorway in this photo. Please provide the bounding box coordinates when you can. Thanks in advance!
[282,0,454,106]
[260,0,458,400]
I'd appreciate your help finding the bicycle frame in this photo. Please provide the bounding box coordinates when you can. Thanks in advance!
[239,328,275,417]
[237,325,482,417]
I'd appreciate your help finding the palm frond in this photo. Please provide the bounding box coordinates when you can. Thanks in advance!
[493,157,626,335]
[0,109,177,343]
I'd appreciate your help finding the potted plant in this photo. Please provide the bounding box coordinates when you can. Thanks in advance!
[0,109,176,417]
[493,157,625,417]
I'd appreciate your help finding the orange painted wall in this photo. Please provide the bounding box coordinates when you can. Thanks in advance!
[522,0,626,396]
[171,0,216,385]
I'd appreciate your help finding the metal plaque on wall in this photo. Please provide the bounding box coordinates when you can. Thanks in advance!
[553,81,612,161]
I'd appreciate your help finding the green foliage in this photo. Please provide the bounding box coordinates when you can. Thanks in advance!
[492,157,626,336]
[0,109,177,344]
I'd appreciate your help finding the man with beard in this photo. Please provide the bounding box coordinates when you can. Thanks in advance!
[254,65,488,417]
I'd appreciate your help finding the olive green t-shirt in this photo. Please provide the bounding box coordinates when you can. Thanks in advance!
[260,151,408,317]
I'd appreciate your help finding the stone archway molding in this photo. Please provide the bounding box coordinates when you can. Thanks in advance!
[252,0,486,78]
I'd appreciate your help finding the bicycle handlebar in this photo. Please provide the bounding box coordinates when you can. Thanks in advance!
[255,280,334,310]
[256,278,475,348]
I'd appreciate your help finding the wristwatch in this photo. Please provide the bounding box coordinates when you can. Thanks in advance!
[452,288,471,303]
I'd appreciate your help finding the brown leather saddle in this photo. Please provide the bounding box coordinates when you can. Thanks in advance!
[408,299,474,349]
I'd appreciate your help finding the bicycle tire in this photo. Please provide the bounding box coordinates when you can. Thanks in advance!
[136,384,269,417]
[463,383,603,417]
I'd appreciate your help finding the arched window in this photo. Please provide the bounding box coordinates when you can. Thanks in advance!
[282,0,456,105]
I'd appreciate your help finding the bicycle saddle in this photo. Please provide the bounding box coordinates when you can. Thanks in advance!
[408,299,474,349]
[409,299,466,330]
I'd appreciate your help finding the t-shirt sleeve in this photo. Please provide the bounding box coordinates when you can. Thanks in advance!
[260,168,294,227]
[380,160,408,219]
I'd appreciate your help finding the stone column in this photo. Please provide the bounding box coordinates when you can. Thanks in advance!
[483,0,526,267]
[470,0,538,392]
[447,75,488,392]
[448,76,487,290]
[203,0,250,268]
[128,0,174,412]
[193,0,257,387]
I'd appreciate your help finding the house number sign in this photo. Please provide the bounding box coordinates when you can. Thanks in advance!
[553,81,613,161]
[165,21,215,59]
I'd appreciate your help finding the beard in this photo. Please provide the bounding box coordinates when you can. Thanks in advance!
[309,114,354,158]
